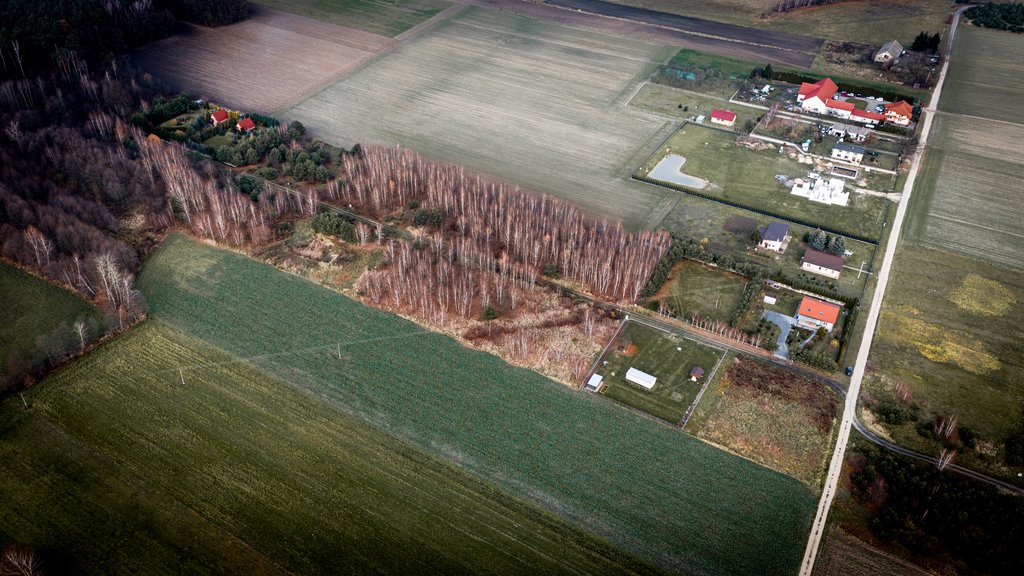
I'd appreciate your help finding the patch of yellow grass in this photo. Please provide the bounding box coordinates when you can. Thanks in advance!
[949,274,1016,317]
[882,306,1000,375]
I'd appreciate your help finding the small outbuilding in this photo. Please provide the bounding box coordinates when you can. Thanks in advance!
[874,40,903,64]
[831,142,866,164]
[585,373,604,392]
[710,109,737,127]
[689,367,705,382]
[210,109,229,127]
[626,367,657,390]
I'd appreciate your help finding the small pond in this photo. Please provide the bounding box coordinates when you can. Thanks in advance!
[648,154,707,190]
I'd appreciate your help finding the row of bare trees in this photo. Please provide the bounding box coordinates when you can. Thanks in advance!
[688,313,764,349]
[339,146,670,302]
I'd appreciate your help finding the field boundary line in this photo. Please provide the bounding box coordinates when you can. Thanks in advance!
[678,350,726,430]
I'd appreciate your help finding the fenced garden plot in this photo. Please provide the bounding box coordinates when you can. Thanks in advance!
[0,321,663,575]
[637,123,890,240]
[593,321,725,425]
[646,260,749,323]
[282,8,680,229]
[135,235,816,575]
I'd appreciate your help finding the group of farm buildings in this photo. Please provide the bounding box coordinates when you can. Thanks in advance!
[798,78,913,126]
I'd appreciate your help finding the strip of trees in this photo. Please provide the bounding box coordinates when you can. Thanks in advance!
[340,146,670,302]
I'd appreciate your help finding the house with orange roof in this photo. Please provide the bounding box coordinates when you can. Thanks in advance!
[210,108,229,127]
[850,109,886,124]
[797,78,839,114]
[884,100,914,126]
[795,296,842,332]
[236,117,256,133]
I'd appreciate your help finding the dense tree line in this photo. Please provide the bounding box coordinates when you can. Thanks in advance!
[768,0,842,15]
[339,146,670,302]
[848,441,1024,574]
[965,3,1024,33]
[166,0,250,27]
[910,31,942,52]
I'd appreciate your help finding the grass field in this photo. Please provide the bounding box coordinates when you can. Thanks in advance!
[132,7,394,112]
[903,113,1024,269]
[282,7,680,229]
[0,321,662,575]
[127,234,815,574]
[938,26,1024,122]
[628,82,759,129]
[813,527,931,576]
[866,26,1024,478]
[0,263,98,371]
[609,0,951,46]
[595,322,724,424]
[251,0,452,37]
[653,260,748,322]
[686,355,839,487]
[639,123,890,239]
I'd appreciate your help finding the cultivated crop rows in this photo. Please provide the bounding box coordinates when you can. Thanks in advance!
[939,27,1024,122]
[136,235,817,576]
[282,8,679,229]
[132,7,394,113]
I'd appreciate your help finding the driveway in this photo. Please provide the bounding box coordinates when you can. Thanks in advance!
[762,311,796,358]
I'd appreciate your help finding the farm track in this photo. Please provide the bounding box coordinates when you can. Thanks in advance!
[461,0,817,67]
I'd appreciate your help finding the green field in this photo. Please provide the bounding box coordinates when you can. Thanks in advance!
[628,82,760,130]
[252,0,452,37]
[282,7,679,229]
[123,234,815,574]
[0,263,98,373]
[654,260,748,322]
[639,123,890,239]
[595,322,724,424]
[0,321,663,575]
[866,26,1024,481]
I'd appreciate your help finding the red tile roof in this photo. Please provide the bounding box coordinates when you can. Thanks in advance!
[851,109,886,121]
[237,117,256,131]
[885,100,913,118]
[825,99,855,112]
[798,78,838,102]
[798,297,841,325]
[211,109,228,122]
[711,109,737,122]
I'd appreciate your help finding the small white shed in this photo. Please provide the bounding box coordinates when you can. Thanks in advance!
[585,373,604,391]
[626,368,657,390]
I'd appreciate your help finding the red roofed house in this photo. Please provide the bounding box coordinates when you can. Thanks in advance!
[798,78,839,114]
[824,98,855,119]
[210,109,229,127]
[850,109,886,124]
[884,100,913,126]
[236,117,256,133]
[710,109,737,127]
[795,296,842,332]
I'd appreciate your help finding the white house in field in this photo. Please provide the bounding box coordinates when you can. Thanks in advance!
[874,40,903,64]
[710,109,737,127]
[758,222,791,253]
[626,368,657,390]
[801,249,844,279]
[831,142,866,164]
[796,296,842,332]
[791,173,849,206]
[798,78,840,114]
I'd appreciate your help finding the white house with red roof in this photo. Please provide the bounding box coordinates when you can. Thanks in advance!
[710,109,737,127]
[850,109,886,125]
[797,78,839,114]
[236,117,256,133]
[210,109,229,127]
[884,100,913,126]
[795,296,842,332]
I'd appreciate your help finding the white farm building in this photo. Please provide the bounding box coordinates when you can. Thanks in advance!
[626,368,657,390]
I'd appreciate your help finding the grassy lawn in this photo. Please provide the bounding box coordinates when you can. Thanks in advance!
[251,0,452,37]
[130,235,815,574]
[0,321,661,575]
[639,123,890,239]
[628,82,760,131]
[651,260,748,322]
[595,322,724,425]
[201,133,231,149]
[0,263,98,372]
[686,354,839,487]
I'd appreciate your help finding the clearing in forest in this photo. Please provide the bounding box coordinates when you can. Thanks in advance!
[282,7,680,229]
[131,6,395,113]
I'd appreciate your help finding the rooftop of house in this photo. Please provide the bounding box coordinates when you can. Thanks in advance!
[826,99,856,112]
[237,117,256,131]
[885,100,914,117]
[798,296,841,324]
[799,78,838,102]
[833,142,866,154]
[876,39,903,57]
[711,109,736,121]
[802,248,844,272]
[851,109,886,121]
[211,109,228,122]
[760,222,790,242]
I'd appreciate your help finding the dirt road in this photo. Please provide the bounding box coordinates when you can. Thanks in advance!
[797,7,968,575]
